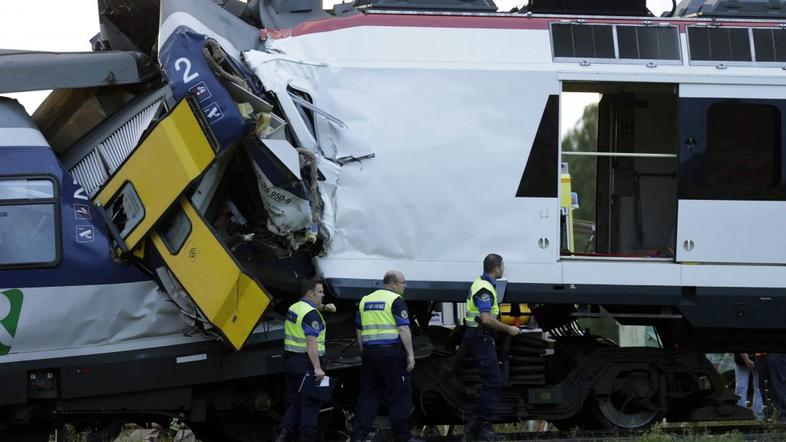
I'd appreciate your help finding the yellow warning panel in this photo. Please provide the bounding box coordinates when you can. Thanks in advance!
[150,197,271,351]
[500,303,530,326]
[560,171,575,253]
[95,98,216,251]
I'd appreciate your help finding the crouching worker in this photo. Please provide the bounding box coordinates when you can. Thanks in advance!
[277,279,329,442]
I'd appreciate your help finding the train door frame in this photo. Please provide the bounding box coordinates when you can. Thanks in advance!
[559,82,680,261]
[676,84,786,265]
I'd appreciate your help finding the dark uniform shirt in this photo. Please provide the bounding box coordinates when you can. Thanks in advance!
[298,298,325,338]
[472,273,498,313]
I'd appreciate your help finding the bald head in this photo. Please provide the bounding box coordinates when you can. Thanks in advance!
[383,270,407,295]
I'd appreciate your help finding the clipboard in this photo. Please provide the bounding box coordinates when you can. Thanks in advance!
[298,373,336,402]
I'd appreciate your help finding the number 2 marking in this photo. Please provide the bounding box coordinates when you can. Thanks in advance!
[72,179,88,201]
[175,57,200,84]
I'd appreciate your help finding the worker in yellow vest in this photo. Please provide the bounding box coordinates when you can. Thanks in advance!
[277,279,328,442]
[463,254,521,441]
[351,270,422,442]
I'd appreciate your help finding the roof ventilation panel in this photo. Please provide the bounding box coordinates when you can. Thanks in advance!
[353,0,498,12]
[528,0,648,16]
[676,0,786,18]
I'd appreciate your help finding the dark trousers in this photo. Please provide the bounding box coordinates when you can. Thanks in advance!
[352,346,412,442]
[281,354,323,442]
[767,354,786,420]
[463,333,502,430]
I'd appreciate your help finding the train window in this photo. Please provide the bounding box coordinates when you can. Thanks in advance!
[752,28,786,62]
[688,27,752,62]
[517,95,559,198]
[0,178,59,266]
[706,103,781,189]
[551,24,615,59]
[158,204,192,255]
[617,26,680,60]
[105,183,145,240]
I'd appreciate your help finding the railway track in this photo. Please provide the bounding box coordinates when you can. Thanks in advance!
[420,422,779,441]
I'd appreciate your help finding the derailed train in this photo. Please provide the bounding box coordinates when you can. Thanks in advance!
[2,0,786,439]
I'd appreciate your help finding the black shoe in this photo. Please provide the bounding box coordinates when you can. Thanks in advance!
[275,428,293,442]
[469,429,501,441]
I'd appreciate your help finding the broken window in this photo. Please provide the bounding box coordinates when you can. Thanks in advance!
[106,182,145,239]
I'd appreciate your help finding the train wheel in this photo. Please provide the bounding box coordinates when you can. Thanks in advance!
[587,368,664,430]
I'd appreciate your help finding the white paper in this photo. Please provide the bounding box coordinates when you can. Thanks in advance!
[319,376,330,387]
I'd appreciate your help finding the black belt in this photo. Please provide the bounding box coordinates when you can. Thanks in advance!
[464,327,490,338]
[284,351,327,363]
[364,344,402,349]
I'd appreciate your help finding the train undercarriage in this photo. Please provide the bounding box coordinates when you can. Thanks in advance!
[0,301,754,441]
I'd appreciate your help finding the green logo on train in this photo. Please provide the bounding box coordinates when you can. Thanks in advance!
[0,289,23,356]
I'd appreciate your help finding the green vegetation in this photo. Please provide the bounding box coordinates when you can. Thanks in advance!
[562,102,598,254]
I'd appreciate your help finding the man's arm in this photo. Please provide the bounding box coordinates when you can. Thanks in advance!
[741,353,755,370]
[479,312,520,336]
[398,325,415,372]
[306,336,325,380]
[355,310,363,352]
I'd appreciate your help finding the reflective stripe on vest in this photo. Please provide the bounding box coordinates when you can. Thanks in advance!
[284,300,326,356]
[359,289,401,344]
[464,277,499,327]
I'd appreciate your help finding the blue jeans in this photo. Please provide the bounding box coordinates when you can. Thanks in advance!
[766,353,786,421]
[735,363,764,419]
[463,333,502,430]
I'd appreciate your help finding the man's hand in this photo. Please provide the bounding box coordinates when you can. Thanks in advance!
[741,354,756,370]
[507,325,521,336]
[406,354,415,372]
[319,303,337,313]
[314,367,326,381]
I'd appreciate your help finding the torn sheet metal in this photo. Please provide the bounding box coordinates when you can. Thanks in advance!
[5,281,193,356]
[245,139,313,237]
[242,50,323,153]
[159,0,261,63]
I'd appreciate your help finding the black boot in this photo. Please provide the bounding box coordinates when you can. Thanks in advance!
[469,424,501,441]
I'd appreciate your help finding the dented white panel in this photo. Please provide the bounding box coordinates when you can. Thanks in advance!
[246,24,562,284]
[2,281,193,362]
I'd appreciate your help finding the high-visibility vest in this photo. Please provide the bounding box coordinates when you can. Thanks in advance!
[464,277,499,327]
[359,289,402,344]
[284,300,326,356]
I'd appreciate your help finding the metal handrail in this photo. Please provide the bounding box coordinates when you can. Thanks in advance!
[562,151,676,158]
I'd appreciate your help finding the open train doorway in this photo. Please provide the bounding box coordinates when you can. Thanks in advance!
[560,83,678,260]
